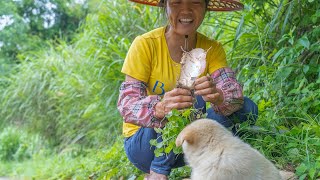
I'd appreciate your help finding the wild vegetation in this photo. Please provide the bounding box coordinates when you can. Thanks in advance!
[0,0,319,179]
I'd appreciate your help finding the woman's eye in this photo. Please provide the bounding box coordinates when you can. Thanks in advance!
[170,0,181,5]
[192,0,202,4]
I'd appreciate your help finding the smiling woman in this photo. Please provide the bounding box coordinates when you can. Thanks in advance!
[117,0,258,179]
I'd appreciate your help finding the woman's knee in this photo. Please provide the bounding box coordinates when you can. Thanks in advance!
[124,128,157,173]
[206,108,233,127]
[239,97,258,124]
[206,97,258,125]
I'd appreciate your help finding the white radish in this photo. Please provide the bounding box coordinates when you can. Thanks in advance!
[177,48,208,89]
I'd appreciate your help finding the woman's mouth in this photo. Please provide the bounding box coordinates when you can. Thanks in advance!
[179,18,193,24]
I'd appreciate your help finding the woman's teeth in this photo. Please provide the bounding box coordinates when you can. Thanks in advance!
[180,19,193,24]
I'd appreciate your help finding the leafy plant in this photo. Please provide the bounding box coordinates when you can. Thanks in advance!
[0,127,45,161]
[151,108,206,157]
[0,0,94,61]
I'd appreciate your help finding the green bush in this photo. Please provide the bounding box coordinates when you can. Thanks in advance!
[0,0,162,149]
[200,0,320,179]
[0,127,45,161]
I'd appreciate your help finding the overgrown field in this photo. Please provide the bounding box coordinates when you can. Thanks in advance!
[0,0,319,179]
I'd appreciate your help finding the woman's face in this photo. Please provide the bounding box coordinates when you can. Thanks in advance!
[166,0,206,36]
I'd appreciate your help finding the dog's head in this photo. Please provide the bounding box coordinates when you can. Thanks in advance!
[175,118,230,148]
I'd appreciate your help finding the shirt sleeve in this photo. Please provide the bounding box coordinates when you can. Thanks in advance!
[207,41,228,74]
[210,67,244,116]
[121,36,152,83]
[117,81,167,128]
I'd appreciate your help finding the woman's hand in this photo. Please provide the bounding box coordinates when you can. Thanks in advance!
[154,88,193,119]
[194,75,224,105]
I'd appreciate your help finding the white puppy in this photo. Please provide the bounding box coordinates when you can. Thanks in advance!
[176,119,282,180]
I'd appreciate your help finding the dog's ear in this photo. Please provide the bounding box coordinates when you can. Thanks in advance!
[176,128,194,147]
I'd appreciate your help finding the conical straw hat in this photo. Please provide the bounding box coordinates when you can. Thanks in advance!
[129,0,244,11]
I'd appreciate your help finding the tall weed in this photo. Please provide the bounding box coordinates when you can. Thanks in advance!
[0,0,162,149]
[219,0,320,178]
[0,127,45,162]
[201,0,319,178]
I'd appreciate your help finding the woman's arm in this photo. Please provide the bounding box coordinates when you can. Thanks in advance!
[117,75,165,128]
[194,67,244,116]
[210,67,244,116]
[117,75,194,128]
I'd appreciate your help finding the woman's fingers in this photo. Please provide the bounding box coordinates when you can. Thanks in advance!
[193,75,223,105]
[165,102,193,111]
[194,76,217,96]
[195,75,214,87]
[194,75,211,85]
[165,88,193,103]
[195,86,216,96]
[168,88,192,96]
[162,88,194,112]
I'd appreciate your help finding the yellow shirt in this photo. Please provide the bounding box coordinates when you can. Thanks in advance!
[121,26,227,137]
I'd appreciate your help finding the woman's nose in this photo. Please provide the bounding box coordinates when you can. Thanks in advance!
[180,0,193,11]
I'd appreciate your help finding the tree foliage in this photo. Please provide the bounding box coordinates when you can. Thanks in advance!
[0,0,90,61]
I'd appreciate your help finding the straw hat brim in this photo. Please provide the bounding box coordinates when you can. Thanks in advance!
[128,0,244,11]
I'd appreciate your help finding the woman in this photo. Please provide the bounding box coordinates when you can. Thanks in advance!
[117,0,258,179]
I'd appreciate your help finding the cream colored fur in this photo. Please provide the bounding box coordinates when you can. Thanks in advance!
[176,119,282,180]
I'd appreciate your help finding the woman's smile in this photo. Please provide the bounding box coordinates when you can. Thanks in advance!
[179,18,193,24]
